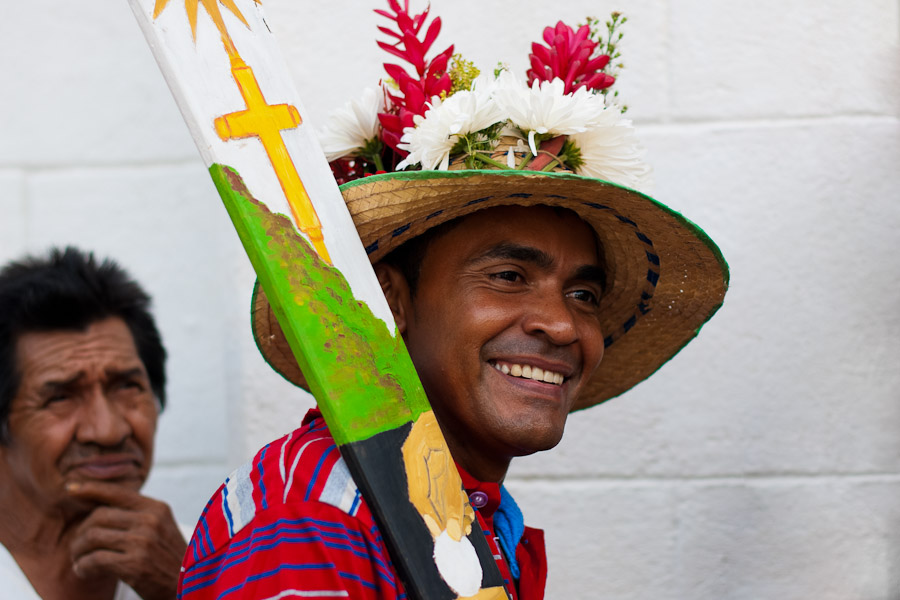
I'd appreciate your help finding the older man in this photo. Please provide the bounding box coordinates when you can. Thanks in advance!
[0,247,186,600]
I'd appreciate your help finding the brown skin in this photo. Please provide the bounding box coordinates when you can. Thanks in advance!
[376,205,606,483]
[0,318,185,600]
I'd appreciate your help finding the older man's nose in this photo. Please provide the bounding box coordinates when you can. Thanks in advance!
[75,387,131,446]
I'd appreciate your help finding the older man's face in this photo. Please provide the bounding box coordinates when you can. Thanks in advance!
[0,317,158,516]
[393,205,606,480]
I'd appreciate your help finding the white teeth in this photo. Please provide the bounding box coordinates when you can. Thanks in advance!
[492,362,565,386]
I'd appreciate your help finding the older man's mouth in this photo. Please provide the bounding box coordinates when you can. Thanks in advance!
[490,361,566,385]
[68,455,143,480]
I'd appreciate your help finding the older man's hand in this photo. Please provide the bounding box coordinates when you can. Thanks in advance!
[67,481,187,600]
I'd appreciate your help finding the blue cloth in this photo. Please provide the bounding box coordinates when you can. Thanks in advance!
[494,485,525,579]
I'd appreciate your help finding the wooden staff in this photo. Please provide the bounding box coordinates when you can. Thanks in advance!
[129,0,507,598]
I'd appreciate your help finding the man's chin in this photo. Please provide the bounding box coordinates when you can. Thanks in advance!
[505,424,567,458]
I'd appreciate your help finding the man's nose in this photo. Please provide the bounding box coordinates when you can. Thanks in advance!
[75,387,131,446]
[522,288,579,346]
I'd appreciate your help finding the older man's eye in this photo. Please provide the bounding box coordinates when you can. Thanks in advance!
[118,380,145,392]
[44,394,70,406]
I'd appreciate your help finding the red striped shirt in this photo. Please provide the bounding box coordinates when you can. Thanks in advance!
[178,410,546,600]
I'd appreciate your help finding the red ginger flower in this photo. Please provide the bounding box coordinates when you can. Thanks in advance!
[527,21,615,94]
[375,0,454,155]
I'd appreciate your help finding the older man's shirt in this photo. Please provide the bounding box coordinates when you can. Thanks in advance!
[178,409,547,599]
[0,542,139,599]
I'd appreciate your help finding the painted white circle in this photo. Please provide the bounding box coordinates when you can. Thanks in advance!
[433,530,483,597]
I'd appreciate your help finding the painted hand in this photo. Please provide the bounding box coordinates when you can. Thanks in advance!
[67,481,187,600]
[402,410,475,542]
[403,410,511,598]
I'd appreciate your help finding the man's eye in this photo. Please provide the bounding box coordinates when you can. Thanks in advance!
[45,394,70,406]
[568,289,600,305]
[118,380,145,392]
[490,271,522,282]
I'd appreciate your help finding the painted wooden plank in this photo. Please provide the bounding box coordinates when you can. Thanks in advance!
[128,0,508,598]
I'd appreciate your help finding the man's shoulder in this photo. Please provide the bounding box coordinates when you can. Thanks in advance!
[183,410,371,566]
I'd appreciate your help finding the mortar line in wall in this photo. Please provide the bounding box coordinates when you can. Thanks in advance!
[662,0,672,124]
[21,170,31,249]
[4,111,894,173]
[637,112,899,133]
[6,158,204,174]
[507,472,900,485]
[152,458,231,469]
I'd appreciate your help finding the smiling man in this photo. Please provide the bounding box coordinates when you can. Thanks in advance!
[178,166,727,600]
[376,205,607,483]
[0,247,186,600]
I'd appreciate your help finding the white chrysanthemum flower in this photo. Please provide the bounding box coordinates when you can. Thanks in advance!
[569,111,654,193]
[397,74,506,170]
[396,101,456,171]
[493,71,606,155]
[318,87,384,162]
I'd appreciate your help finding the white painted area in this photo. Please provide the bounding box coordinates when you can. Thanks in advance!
[129,0,396,333]
[433,530,483,598]
[1,1,899,597]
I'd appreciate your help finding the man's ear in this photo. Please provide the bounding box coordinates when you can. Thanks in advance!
[373,262,412,335]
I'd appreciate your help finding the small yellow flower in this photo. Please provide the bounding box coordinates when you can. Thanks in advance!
[447,54,481,96]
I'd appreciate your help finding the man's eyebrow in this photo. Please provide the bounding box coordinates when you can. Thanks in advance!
[574,265,607,292]
[39,373,84,392]
[106,367,148,382]
[469,243,554,269]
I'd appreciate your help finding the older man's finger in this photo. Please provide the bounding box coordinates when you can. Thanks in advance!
[70,510,150,557]
[72,505,139,532]
[66,480,145,509]
[71,548,129,580]
[67,492,187,600]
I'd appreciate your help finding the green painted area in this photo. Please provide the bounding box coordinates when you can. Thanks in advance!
[209,163,430,445]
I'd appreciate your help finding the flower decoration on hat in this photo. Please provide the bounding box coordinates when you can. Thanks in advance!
[321,2,652,193]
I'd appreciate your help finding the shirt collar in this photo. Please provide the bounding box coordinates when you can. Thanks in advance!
[456,462,502,520]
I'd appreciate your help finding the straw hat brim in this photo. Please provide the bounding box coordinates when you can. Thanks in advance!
[252,169,728,411]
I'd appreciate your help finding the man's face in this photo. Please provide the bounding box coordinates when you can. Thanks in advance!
[393,205,606,479]
[0,317,158,516]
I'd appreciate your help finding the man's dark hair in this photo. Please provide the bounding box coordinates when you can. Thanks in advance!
[379,217,462,297]
[0,247,167,440]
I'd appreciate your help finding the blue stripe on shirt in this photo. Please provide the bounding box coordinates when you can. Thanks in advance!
[183,517,394,589]
[305,444,338,501]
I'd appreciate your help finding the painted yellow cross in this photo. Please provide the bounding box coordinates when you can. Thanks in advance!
[214,56,330,262]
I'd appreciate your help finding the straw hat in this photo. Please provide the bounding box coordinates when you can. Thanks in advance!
[253,9,728,410]
[252,169,728,411]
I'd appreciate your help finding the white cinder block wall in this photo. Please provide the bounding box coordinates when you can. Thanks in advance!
[2,1,898,598]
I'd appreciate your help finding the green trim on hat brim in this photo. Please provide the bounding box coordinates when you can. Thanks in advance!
[582,285,728,411]
[343,169,731,410]
[254,167,729,410]
[343,169,730,289]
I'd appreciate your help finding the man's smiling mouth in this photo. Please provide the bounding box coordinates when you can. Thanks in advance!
[490,361,566,385]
